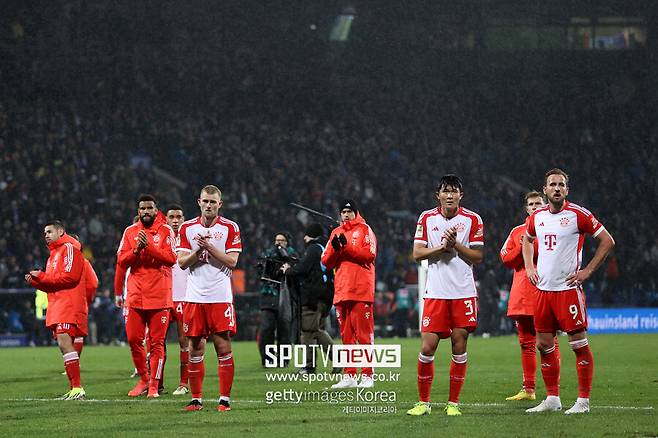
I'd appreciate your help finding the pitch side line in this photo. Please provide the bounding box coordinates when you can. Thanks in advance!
[1,398,654,410]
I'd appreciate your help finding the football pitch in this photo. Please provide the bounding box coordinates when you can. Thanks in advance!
[1,334,656,437]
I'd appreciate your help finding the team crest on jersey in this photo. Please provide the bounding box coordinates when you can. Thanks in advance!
[153,235,160,244]
[364,312,371,319]
[352,230,361,239]
[161,316,167,324]
[455,222,465,233]
[415,224,424,238]
[560,217,570,227]
[213,232,224,240]
[422,316,430,327]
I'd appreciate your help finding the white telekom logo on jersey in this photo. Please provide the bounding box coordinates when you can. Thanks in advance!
[264,345,401,368]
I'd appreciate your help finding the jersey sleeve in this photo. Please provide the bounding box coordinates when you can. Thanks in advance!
[225,223,242,253]
[143,226,177,266]
[575,207,604,237]
[525,213,537,238]
[177,224,192,252]
[31,243,84,292]
[342,224,377,265]
[500,227,523,269]
[414,213,429,245]
[468,214,484,247]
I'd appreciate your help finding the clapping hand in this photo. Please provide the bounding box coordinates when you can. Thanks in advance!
[136,230,148,250]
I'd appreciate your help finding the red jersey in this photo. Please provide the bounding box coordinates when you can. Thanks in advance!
[30,234,87,330]
[117,212,176,310]
[321,213,377,304]
[84,259,98,305]
[500,223,538,317]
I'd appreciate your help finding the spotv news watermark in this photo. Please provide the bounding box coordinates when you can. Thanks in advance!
[264,344,402,369]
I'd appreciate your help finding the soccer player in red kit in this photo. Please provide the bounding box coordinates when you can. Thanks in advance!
[70,235,99,360]
[321,199,377,389]
[523,169,614,414]
[500,191,560,401]
[407,175,484,417]
[26,221,87,400]
[166,204,192,396]
[117,194,177,398]
[177,185,241,412]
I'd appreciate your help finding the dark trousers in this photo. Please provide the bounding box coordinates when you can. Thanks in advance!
[258,308,290,366]
[301,302,334,370]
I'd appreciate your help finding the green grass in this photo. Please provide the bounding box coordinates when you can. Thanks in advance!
[1,335,657,437]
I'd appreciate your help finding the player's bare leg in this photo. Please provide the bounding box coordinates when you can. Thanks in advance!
[564,329,592,415]
[213,331,234,412]
[445,328,468,416]
[526,332,562,413]
[407,332,439,416]
[57,333,85,400]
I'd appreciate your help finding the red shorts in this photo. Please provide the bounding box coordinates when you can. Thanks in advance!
[421,297,478,338]
[49,323,86,340]
[171,301,186,323]
[183,302,237,337]
[535,287,587,334]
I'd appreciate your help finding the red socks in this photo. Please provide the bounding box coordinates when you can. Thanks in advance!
[516,319,536,392]
[63,351,81,388]
[448,353,467,404]
[218,352,235,399]
[539,344,560,396]
[571,339,594,398]
[180,349,190,386]
[189,355,205,400]
[417,353,434,402]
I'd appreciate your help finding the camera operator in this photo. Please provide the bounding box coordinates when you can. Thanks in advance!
[282,223,336,375]
[257,232,298,367]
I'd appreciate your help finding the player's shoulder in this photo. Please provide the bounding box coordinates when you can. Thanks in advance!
[218,216,240,232]
[510,223,526,234]
[460,207,483,223]
[124,222,140,232]
[530,205,550,218]
[179,217,200,231]
[564,201,593,216]
[417,207,440,222]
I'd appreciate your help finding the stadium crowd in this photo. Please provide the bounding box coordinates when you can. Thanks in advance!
[1,18,657,340]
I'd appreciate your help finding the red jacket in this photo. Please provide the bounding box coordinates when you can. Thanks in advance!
[500,223,538,317]
[114,262,127,299]
[84,259,98,305]
[321,213,377,304]
[30,234,87,331]
[117,212,176,310]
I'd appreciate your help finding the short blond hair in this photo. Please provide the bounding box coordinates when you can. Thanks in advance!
[200,184,222,199]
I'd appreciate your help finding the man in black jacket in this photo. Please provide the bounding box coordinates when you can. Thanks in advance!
[283,223,334,374]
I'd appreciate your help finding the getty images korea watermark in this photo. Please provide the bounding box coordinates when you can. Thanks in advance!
[264,344,401,414]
